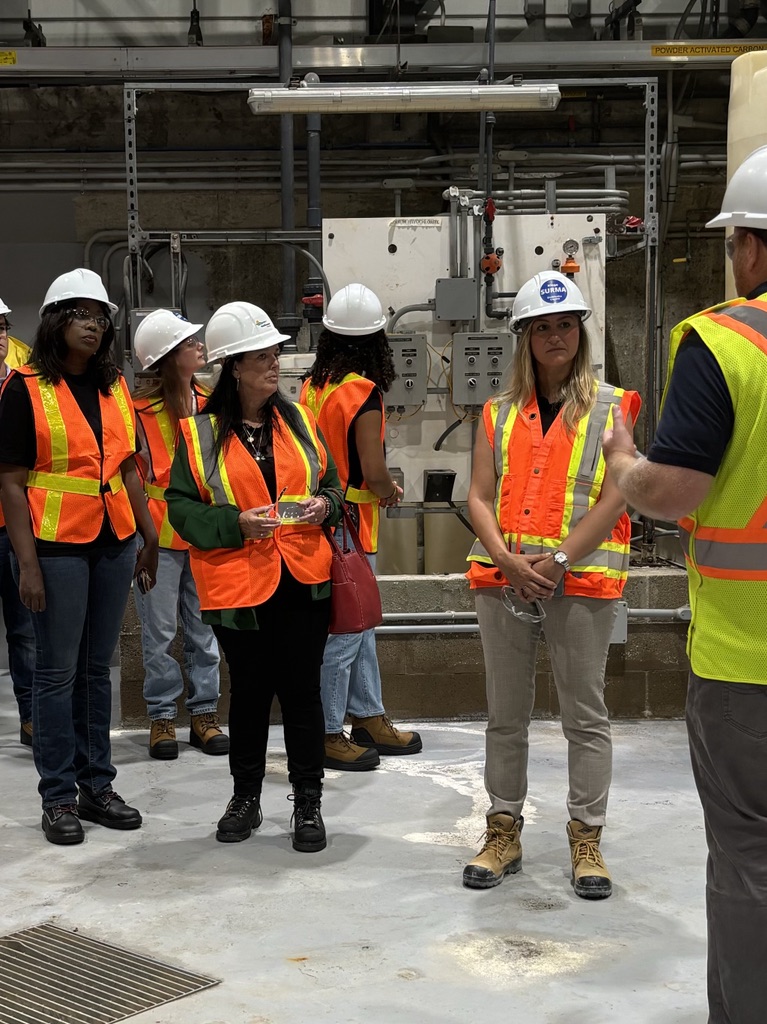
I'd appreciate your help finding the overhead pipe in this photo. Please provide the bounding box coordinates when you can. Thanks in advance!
[278,0,297,342]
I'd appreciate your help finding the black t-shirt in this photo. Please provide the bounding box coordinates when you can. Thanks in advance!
[645,283,767,476]
[536,391,563,437]
[0,370,133,554]
[347,388,384,490]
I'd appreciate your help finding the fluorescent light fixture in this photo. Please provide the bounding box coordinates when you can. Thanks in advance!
[247,82,561,115]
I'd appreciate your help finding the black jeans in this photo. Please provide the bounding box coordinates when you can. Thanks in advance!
[213,568,330,797]
[686,672,767,1024]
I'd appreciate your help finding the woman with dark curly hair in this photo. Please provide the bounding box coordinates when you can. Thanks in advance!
[0,269,158,846]
[301,283,422,772]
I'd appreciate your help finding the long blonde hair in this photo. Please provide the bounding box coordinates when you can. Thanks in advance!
[496,319,596,432]
[132,353,200,425]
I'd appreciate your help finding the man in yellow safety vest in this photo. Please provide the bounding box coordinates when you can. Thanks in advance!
[603,144,767,1024]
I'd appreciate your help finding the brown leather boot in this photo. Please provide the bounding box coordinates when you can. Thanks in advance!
[19,721,32,747]
[350,714,423,756]
[190,713,230,755]
[324,732,380,772]
[463,813,524,889]
[149,719,178,760]
[567,819,612,900]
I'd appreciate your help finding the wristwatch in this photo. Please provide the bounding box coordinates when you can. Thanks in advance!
[552,550,570,572]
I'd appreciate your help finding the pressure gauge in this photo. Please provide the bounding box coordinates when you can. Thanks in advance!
[563,238,579,256]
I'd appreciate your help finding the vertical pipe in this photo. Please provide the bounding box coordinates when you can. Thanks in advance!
[306,111,322,262]
[459,205,469,278]
[449,194,459,277]
[279,0,295,318]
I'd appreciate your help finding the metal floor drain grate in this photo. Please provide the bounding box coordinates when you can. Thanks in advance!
[0,923,219,1024]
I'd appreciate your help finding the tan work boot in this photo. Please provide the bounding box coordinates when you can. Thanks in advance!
[463,813,524,889]
[190,712,229,755]
[567,819,612,900]
[324,732,380,772]
[350,714,423,756]
[149,719,178,760]
[19,720,33,748]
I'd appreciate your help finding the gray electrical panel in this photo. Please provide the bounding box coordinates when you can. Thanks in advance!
[451,332,515,406]
[435,277,479,321]
[386,333,428,407]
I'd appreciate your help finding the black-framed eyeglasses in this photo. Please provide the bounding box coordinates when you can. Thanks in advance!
[501,586,547,624]
[69,308,109,330]
[725,235,737,261]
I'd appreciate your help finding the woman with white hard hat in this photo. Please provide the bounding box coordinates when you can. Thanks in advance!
[0,298,36,747]
[166,300,344,853]
[0,268,159,845]
[463,270,641,899]
[301,283,421,772]
[132,309,227,761]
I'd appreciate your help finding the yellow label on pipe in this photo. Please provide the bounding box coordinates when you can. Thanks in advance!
[651,43,767,57]
[0,51,17,65]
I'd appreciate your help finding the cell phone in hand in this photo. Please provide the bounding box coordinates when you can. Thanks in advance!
[136,568,152,595]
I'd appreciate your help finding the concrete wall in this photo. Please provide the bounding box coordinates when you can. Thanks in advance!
[118,567,691,726]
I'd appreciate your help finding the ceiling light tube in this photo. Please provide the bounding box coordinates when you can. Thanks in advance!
[247,82,561,115]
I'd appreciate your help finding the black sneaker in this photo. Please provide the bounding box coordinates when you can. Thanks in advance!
[289,785,327,853]
[216,795,263,843]
[42,805,84,846]
[77,787,142,830]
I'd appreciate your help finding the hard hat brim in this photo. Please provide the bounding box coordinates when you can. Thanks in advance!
[510,308,591,334]
[705,211,767,230]
[321,317,387,336]
[208,332,291,361]
[39,298,120,319]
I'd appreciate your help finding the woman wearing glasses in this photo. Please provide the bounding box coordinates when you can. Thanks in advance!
[132,309,226,761]
[463,271,640,899]
[0,269,158,845]
[166,302,343,854]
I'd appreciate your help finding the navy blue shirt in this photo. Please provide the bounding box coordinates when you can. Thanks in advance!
[647,282,767,476]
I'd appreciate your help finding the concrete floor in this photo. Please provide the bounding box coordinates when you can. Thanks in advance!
[0,688,709,1024]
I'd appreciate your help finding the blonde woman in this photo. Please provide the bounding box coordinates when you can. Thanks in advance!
[463,271,641,898]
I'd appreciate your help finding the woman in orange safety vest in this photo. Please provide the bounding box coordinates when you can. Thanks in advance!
[0,268,158,847]
[166,301,343,855]
[132,308,227,762]
[462,271,640,901]
[301,283,421,773]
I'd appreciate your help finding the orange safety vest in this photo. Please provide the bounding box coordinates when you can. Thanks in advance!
[467,380,641,599]
[134,383,208,550]
[13,367,136,544]
[301,373,384,553]
[179,405,333,611]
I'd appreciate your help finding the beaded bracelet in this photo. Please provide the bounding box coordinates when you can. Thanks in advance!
[319,494,333,522]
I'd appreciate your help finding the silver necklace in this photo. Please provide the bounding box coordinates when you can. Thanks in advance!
[242,421,268,461]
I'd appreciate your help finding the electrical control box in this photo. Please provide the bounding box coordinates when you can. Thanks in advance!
[386,333,428,408]
[278,352,315,402]
[451,332,515,406]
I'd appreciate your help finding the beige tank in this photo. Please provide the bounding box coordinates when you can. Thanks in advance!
[724,52,767,297]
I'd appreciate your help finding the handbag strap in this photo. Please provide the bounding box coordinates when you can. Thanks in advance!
[322,485,368,558]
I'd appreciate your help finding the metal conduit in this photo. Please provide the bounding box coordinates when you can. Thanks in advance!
[377,606,690,634]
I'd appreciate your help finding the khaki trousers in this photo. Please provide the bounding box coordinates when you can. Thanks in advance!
[475,589,617,825]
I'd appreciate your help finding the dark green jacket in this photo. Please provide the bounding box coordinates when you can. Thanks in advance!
[166,430,343,629]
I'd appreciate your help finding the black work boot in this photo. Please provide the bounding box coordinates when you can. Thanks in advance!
[216,795,263,843]
[77,787,143,830]
[290,784,326,853]
[41,804,84,846]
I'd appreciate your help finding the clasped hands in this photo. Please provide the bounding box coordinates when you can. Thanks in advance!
[499,550,565,604]
[238,497,327,540]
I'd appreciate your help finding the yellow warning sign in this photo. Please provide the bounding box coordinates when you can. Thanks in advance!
[651,42,767,57]
[0,51,17,65]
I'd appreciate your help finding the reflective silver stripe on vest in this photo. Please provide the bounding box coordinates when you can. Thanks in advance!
[714,303,767,338]
[515,539,628,572]
[493,401,513,479]
[570,383,620,526]
[193,416,231,507]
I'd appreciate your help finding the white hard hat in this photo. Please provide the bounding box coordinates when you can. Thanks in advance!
[39,268,118,319]
[0,299,10,316]
[322,283,387,337]
[510,271,591,333]
[706,144,767,230]
[204,301,290,361]
[134,308,204,370]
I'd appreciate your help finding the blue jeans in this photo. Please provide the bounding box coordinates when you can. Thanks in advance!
[320,553,385,733]
[14,543,135,809]
[0,530,35,723]
[134,546,220,720]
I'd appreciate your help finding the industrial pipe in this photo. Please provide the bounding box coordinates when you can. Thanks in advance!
[376,606,691,634]
[278,0,296,328]
[387,300,436,333]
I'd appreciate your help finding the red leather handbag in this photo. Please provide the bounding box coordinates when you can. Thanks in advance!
[323,503,383,634]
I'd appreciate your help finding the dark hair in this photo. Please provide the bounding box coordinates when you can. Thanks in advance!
[308,328,397,392]
[132,351,201,425]
[31,300,118,395]
[743,227,767,248]
[204,354,313,459]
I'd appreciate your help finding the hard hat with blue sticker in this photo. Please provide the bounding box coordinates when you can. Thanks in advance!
[539,278,568,304]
